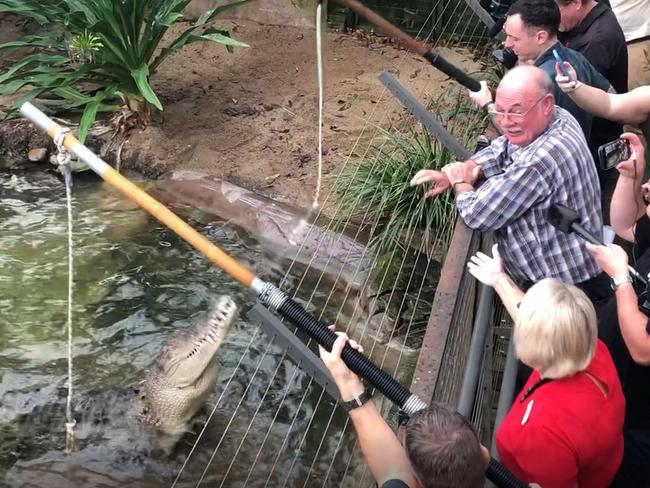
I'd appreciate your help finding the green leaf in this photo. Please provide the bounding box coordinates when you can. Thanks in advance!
[195,0,253,26]
[201,32,249,48]
[0,35,62,53]
[78,101,100,143]
[0,0,65,24]
[160,12,185,26]
[0,54,68,84]
[130,65,162,110]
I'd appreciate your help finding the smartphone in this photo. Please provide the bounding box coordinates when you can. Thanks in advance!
[553,49,571,78]
[598,138,631,171]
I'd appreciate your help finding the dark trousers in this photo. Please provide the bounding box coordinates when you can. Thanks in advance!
[610,428,650,488]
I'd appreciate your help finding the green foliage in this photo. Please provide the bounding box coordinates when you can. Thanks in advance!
[335,127,456,259]
[0,0,252,141]
[334,86,486,260]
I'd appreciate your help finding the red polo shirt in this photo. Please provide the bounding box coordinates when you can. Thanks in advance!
[496,340,625,488]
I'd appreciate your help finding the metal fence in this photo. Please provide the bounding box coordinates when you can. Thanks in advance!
[408,223,517,452]
[328,0,494,42]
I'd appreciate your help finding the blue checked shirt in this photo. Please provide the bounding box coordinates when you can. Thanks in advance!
[456,107,603,284]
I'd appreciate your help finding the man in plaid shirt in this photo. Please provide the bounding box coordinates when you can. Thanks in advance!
[411,65,611,303]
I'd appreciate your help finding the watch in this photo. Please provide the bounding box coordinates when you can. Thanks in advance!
[611,275,633,290]
[341,391,372,412]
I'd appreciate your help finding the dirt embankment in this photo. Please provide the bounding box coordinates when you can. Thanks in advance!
[0,13,483,209]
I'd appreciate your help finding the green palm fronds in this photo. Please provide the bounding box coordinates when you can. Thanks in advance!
[0,0,253,140]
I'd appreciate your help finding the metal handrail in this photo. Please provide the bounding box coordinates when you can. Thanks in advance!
[457,283,495,417]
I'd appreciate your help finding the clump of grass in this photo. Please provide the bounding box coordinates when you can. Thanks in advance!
[334,84,486,261]
[335,127,457,259]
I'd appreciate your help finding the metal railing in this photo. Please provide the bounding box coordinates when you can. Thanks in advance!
[410,222,518,454]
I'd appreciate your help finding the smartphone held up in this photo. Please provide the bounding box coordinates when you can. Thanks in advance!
[598,138,631,171]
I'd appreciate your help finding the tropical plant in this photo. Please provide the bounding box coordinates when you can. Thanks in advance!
[334,127,457,260]
[0,0,252,141]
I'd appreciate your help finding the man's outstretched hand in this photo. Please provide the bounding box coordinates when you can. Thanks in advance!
[410,169,451,198]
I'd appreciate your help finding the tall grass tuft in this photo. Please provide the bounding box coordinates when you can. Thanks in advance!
[334,86,486,261]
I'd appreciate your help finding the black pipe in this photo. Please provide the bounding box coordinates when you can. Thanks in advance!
[332,0,482,93]
[423,51,481,92]
[276,297,527,488]
[487,458,527,488]
[277,297,412,405]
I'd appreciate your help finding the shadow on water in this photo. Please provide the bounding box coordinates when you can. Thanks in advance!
[0,172,411,487]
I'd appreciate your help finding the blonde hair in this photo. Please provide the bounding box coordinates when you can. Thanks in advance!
[515,278,597,378]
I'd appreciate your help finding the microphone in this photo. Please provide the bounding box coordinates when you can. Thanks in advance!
[547,204,647,285]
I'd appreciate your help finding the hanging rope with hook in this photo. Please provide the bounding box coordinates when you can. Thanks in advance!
[54,127,76,453]
[314,0,324,214]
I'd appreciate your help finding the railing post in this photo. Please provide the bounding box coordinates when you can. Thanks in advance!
[457,284,495,417]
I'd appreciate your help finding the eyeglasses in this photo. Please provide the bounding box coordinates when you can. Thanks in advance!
[488,95,547,121]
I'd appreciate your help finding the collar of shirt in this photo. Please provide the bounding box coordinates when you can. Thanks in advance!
[534,41,565,67]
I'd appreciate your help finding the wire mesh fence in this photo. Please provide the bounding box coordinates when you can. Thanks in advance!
[328,0,492,42]
[193,0,501,485]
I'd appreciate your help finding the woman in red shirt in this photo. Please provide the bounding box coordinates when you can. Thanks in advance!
[468,254,625,487]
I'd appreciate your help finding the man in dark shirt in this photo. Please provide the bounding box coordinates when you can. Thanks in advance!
[503,0,613,143]
[557,0,627,93]
[556,0,628,193]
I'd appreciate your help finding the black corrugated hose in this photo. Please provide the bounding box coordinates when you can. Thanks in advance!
[276,297,527,488]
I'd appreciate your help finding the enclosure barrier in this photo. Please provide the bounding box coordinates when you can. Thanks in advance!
[411,220,517,474]
[21,102,523,488]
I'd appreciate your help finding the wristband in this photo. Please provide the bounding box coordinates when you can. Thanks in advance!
[341,391,372,412]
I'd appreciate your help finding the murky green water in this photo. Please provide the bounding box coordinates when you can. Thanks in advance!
[0,172,402,487]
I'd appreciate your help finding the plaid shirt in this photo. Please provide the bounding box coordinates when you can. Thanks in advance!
[456,107,603,284]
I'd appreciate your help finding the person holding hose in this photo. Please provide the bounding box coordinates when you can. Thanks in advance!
[318,330,490,488]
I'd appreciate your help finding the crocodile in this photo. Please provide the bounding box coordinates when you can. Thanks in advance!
[4,296,239,485]
[134,295,237,439]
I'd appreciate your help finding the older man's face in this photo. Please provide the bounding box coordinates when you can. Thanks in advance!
[493,86,552,147]
[503,14,544,64]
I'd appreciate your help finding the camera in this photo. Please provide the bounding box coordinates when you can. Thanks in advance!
[492,46,518,70]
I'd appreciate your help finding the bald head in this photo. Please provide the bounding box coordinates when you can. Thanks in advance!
[499,65,554,99]
[493,66,555,147]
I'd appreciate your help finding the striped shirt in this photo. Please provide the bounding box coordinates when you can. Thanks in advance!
[456,107,603,284]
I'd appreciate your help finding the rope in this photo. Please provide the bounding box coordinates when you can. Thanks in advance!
[54,127,76,453]
[314,1,324,212]
[289,1,325,245]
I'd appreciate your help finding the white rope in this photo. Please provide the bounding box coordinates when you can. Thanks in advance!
[289,2,325,245]
[54,127,77,453]
[313,1,324,212]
